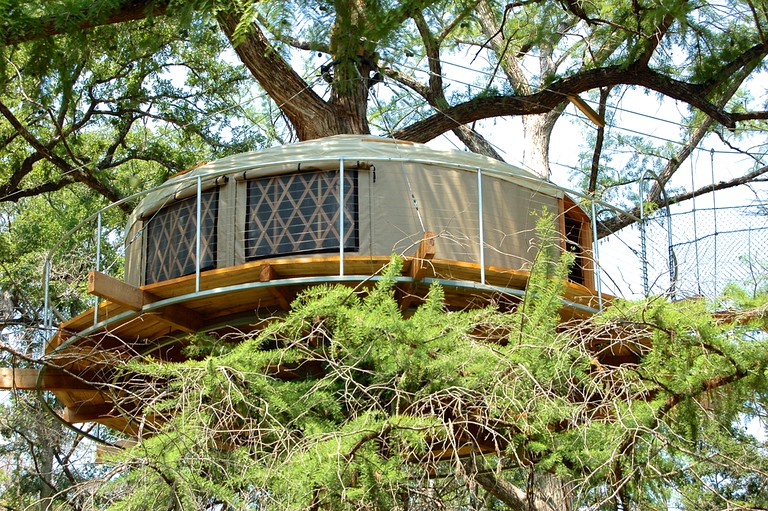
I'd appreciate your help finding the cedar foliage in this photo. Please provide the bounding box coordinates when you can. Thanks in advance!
[80,216,768,510]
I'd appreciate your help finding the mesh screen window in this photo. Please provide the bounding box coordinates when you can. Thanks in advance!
[144,189,219,284]
[245,170,358,260]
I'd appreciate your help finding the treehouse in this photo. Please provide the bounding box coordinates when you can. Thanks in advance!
[4,135,625,437]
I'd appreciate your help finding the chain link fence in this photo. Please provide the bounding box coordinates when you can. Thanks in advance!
[620,204,768,300]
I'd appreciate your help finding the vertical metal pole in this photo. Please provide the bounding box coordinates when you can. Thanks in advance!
[95,212,103,273]
[43,258,51,337]
[639,175,650,297]
[666,208,675,300]
[93,212,102,324]
[710,148,717,296]
[477,168,485,285]
[639,169,675,298]
[196,176,202,293]
[590,200,603,310]
[339,159,345,277]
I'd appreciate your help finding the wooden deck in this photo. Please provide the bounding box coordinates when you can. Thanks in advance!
[14,248,611,436]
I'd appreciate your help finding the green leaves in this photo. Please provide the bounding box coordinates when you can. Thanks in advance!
[102,220,587,508]
[25,209,762,510]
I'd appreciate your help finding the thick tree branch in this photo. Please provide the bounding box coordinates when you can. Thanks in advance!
[731,110,768,122]
[599,58,763,234]
[473,470,532,511]
[701,43,768,96]
[588,87,611,195]
[216,12,337,141]
[1,0,168,46]
[393,61,738,143]
[385,18,503,160]
[0,100,127,209]
[466,454,559,511]
[635,7,680,66]
[0,176,77,203]
[477,0,531,94]
[0,152,44,200]
[412,11,444,104]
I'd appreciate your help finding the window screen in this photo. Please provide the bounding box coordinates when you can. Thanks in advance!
[564,214,585,285]
[144,189,219,284]
[245,170,358,260]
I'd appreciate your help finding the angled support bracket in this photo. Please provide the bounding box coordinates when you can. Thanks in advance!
[399,232,437,310]
[87,271,202,333]
[260,264,292,310]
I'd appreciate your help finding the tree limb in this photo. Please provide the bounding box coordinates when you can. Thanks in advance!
[1,0,169,46]
[392,57,765,143]
[216,12,337,141]
[0,100,128,209]
[588,87,611,195]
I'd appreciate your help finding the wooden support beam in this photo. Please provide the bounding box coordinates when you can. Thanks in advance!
[400,232,437,310]
[409,231,436,281]
[62,403,116,423]
[88,270,202,333]
[96,439,138,463]
[0,367,96,391]
[260,264,291,310]
[567,95,606,128]
[88,270,144,310]
[152,302,204,333]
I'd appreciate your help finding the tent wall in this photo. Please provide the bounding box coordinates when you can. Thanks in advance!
[366,161,557,270]
[125,161,564,287]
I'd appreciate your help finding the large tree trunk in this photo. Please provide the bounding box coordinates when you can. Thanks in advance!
[326,57,373,136]
[217,12,371,140]
[522,112,561,179]
[476,0,563,179]
[324,0,373,136]
[34,411,56,511]
[533,473,572,511]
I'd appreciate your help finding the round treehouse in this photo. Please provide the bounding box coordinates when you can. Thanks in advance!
[38,135,607,435]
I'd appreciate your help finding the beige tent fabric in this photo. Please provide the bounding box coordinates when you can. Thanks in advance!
[125,136,570,285]
[130,136,562,220]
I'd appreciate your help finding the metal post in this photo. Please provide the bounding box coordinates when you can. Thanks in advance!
[710,148,717,296]
[639,169,675,298]
[590,200,603,310]
[95,212,102,273]
[196,175,202,293]
[639,177,650,297]
[339,159,345,277]
[665,204,675,300]
[477,168,485,285]
[93,212,102,324]
[43,258,51,337]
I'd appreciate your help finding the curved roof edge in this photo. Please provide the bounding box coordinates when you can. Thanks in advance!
[133,135,562,219]
[191,135,535,178]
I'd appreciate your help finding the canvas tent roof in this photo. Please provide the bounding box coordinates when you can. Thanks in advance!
[131,135,565,220]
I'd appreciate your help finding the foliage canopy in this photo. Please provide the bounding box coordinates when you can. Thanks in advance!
[57,221,768,511]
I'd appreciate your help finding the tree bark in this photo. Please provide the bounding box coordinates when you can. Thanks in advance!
[472,469,564,511]
[1,0,169,46]
[522,112,560,178]
[216,13,342,141]
[218,9,377,140]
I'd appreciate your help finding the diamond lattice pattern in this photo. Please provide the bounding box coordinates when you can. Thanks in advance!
[246,170,358,260]
[145,189,219,284]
